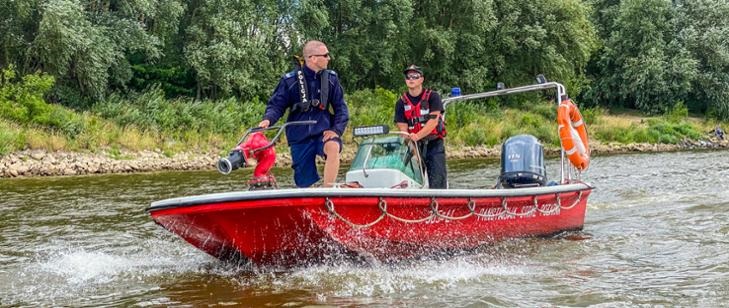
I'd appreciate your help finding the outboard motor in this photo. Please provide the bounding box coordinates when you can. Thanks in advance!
[499,134,547,188]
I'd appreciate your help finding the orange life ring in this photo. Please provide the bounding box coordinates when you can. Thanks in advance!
[557,99,590,170]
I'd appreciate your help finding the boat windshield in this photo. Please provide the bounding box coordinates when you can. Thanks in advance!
[349,136,423,185]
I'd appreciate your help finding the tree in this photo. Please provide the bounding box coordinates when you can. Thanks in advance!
[674,0,729,120]
[294,0,413,91]
[586,0,697,114]
[183,0,287,99]
[26,0,185,104]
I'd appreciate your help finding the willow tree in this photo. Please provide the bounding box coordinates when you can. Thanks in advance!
[674,0,729,120]
[403,0,498,93]
[293,0,414,91]
[23,0,184,105]
[485,0,597,94]
[402,0,596,94]
[0,0,41,72]
[183,0,293,99]
[587,0,697,114]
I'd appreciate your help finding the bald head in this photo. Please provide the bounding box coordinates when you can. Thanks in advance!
[303,40,327,58]
[303,40,330,72]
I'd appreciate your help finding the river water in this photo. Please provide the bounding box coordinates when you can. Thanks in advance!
[1,151,728,306]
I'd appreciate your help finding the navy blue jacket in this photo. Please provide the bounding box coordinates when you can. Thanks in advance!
[263,66,349,145]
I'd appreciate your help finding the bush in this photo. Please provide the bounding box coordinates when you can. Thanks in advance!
[580,106,606,125]
[665,101,689,123]
[94,86,266,137]
[346,87,398,128]
[0,67,86,137]
[445,98,501,129]
[0,120,25,156]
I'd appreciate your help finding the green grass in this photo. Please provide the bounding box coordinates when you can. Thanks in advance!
[0,68,723,157]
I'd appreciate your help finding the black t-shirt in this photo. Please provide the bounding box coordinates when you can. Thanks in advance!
[394,90,443,123]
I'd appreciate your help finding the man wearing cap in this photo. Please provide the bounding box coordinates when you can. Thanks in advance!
[394,64,448,188]
[258,40,349,188]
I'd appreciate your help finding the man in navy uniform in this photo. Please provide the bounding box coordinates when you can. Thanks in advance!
[258,40,349,188]
[394,64,448,188]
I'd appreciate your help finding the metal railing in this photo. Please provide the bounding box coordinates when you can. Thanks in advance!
[441,81,575,183]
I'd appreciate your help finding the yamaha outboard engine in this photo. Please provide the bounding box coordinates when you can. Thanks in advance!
[499,134,547,188]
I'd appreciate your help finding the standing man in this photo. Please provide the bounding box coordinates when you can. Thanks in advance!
[394,64,448,188]
[258,40,349,188]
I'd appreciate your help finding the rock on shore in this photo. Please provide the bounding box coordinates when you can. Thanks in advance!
[1,137,727,178]
[0,150,218,178]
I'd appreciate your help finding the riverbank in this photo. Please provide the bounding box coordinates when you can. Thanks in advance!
[2,137,727,178]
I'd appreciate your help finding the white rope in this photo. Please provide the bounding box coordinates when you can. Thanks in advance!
[384,200,435,223]
[535,195,560,215]
[432,197,473,220]
[560,191,582,210]
[324,191,585,227]
[325,197,386,229]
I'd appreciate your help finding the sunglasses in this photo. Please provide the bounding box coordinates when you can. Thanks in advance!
[309,53,330,58]
[405,73,422,80]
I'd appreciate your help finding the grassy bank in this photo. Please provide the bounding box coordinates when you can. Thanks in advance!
[1,70,725,157]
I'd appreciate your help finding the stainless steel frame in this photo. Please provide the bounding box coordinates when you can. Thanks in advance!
[441,81,577,183]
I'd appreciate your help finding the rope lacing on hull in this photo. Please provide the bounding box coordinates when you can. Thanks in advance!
[324,191,583,229]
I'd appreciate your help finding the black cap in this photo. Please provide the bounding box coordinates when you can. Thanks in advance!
[403,64,423,75]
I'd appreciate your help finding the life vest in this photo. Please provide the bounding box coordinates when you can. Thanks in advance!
[402,89,446,139]
[290,59,333,114]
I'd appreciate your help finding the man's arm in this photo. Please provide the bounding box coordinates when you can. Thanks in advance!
[394,99,409,132]
[260,79,291,127]
[411,114,440,141]
[328,76,349,137]
[396,123,409,132]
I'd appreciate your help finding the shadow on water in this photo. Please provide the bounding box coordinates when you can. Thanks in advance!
[2,150,729,306]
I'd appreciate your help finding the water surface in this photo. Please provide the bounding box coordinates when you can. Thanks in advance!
[1,151,728,306]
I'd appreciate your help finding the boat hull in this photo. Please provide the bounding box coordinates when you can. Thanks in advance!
[148,183,592,267]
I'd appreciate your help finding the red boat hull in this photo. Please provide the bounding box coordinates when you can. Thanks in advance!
[149,184,592,267]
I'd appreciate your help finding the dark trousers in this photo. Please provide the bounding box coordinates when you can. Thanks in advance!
[419,138,447,188]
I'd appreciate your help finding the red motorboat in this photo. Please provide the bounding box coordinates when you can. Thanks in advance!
[147,81,594,267]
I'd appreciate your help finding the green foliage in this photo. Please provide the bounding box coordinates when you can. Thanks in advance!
[0,120,25,156]
[586,0,729,121]
[592,115,702,144]
[31,0,166,100]
[587,0,698,114]
[182,0,287,99]
[580,106,606,125]
[646,118,702,143]
[0,0,727,123]
[673,0,729,121]
[93,86,265,136]
[665,101,688,123]
[300,0,414,90]
[345,87,399,128]
[129,64,195,98]
[446,98,502,129]
[295,0,597,95]
[446,100,559,147]
[485,0,598,93]
[0,67,85,136]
